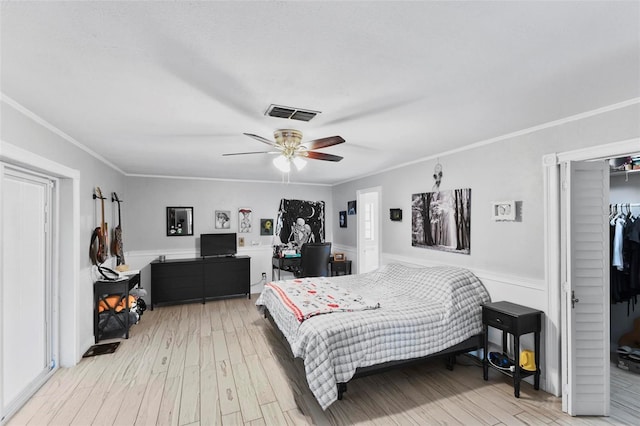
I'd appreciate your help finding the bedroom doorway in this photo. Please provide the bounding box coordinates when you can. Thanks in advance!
[357,187,381,274]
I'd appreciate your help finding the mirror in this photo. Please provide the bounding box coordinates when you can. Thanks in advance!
[166,207,193,236]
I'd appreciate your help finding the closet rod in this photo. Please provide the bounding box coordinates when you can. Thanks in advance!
[610,203,640,207]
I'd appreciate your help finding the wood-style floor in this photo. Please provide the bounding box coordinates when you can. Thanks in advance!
[6,296,640,425]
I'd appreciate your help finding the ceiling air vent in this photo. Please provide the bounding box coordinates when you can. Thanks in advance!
[265,104,321,122]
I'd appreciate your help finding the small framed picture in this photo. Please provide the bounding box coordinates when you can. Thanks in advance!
[347,200,356,215]
[492,201,516,221]
[215,210,231,229]
[238,208,252,233]
[390,208,402,221]
[339,211,347,228]
[333,252,346,262]
[260,218,273,235]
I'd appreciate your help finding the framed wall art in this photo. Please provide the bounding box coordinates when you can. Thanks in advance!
[339,210,347,228]
[347,200,357,215]
[492,201,516,221]
[411,188,471,255]
[238,208,252,233]
[215,210,231,229]
[260,218,274,235]
[390,208,402,221]
[166,206,193,236]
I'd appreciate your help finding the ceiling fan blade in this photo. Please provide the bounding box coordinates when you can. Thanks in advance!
[222,151,278,156]
[305,136,345,150]
[305,151,344,162]
[243,133,276,146]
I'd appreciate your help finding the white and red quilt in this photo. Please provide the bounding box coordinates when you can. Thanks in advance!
[264,277,380,322]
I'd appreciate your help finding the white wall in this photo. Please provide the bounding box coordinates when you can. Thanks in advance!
[334,104,640,281]
[123,176,333,294]
[1,100,126,364]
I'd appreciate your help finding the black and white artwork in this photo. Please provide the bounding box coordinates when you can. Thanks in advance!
[215,210,231,229]
[339,211,347,228]
[347,200,356,215]
[411,188,471,254]
[275,199,325,246]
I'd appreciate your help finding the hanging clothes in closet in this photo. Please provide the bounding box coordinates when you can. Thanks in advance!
[610,203,640,314]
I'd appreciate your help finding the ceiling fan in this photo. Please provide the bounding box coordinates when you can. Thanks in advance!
[223,129,345,172]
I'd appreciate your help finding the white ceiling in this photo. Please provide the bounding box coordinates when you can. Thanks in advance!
[2,1,639,185]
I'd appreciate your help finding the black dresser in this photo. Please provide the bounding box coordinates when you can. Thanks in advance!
[151,255,250,308]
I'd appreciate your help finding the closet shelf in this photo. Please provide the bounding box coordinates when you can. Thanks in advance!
[610,168,640,177]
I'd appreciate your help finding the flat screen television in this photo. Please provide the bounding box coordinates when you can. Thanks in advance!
[200,233,237,257]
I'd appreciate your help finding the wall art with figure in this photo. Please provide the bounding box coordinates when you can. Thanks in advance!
[275,199,325,247]
[238,208,252,233]
[411,188,471,254]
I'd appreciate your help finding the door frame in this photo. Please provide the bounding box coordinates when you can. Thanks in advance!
[0,140,80,367]
[356,186,382,274]
[0,165,56,421]
[543,137,640,411]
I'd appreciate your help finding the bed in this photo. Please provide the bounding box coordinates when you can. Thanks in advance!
[255,263,491,410]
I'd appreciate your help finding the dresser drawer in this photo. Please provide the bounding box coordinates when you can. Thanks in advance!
[483,308,515,332]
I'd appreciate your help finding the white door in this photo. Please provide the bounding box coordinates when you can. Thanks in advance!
[1,165,54,421]
[561,160,610,416]
[357,187,380,273]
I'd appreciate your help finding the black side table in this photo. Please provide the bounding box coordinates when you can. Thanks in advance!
[330,260,352,276]
[482,301,542,398]
[94,277,134,343]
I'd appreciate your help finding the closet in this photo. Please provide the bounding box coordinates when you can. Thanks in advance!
[608,156,640,419]
[609,161,640,350]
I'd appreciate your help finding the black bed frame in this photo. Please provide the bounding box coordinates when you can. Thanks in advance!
[263,307,484,401]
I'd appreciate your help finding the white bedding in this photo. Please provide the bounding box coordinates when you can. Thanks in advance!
[255,263,491,410]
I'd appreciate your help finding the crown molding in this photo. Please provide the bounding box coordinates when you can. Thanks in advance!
[125,172,332,186]
[333,97,640,186]
[1,93,126,175]
[4,90,637,187]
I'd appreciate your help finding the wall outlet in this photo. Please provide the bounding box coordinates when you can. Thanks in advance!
[261,272,267,281]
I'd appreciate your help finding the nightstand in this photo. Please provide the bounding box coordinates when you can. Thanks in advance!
[482,301,542,398]
[329,259,352,276]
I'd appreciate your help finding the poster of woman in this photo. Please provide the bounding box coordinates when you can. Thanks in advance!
[215,210,231,229]
[238,208,252,233]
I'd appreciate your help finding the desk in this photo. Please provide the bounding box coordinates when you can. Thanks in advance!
[272,257,353,280]
[272,256,301,280]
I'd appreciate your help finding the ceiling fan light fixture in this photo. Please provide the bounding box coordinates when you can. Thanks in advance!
[232,130,345,173]
[292,156,307,171]
[274,129,303,148]
[273,155,291,173]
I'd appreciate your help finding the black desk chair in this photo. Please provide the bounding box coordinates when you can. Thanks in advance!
[298,242,332,278]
